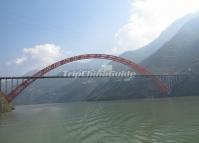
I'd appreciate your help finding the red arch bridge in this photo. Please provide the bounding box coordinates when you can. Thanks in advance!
[0,54,184,103]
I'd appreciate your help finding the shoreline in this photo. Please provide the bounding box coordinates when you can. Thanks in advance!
[0,92,12,115]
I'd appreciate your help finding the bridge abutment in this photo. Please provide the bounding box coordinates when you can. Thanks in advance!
[0,92,12,115]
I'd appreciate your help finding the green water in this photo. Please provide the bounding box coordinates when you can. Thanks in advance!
[0,96,199,143]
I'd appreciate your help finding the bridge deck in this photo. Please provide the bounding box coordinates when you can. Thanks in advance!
[0,75,185,80]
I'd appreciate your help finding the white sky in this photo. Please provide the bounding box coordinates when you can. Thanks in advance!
[113,0,199,53]
[5,0,199,75]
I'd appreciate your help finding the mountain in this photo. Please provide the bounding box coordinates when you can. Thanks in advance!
[143,13,199,73]
[13,13,199,105]
[89,12,199,100]
[14,78,108,104]
[110,14,192,71]
[13,60,109,105]
[143,13,199,97]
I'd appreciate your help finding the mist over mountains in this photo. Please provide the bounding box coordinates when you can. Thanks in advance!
[14,12,199,105]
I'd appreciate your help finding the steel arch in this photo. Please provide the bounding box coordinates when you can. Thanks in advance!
[6,54,169,102]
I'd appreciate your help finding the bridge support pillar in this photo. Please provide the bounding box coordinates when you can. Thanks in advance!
[0,79,1,92]
[11,79,13,91]
[5,79,8,94]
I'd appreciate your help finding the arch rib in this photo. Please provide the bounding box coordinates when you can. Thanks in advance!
[6,54,169,102]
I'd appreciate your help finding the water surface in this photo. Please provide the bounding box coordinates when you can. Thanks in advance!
[0,96,199,143]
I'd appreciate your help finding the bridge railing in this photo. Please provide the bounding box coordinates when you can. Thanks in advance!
[0,74,186,95]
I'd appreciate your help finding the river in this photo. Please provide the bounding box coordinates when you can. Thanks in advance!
[0,96,199,143]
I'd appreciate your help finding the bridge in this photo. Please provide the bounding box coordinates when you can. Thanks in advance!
[0,54,185,103]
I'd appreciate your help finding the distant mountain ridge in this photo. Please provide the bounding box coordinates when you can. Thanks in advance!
[143,12,199,73]
[13,13,199,104]
[119,14,192,62]
[111,14,192,71]
[88,12,199,100]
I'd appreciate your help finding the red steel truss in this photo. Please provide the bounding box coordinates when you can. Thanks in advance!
[5,54,169,102]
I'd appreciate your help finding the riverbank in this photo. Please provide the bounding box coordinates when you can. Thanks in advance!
[0,92,12,116]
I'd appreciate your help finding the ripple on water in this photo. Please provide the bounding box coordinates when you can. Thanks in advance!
[1,97,199,143]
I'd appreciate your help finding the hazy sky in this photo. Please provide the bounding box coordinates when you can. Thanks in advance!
[1,0,199,76]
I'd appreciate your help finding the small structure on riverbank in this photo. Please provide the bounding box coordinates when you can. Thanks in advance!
[0,92,12,115]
